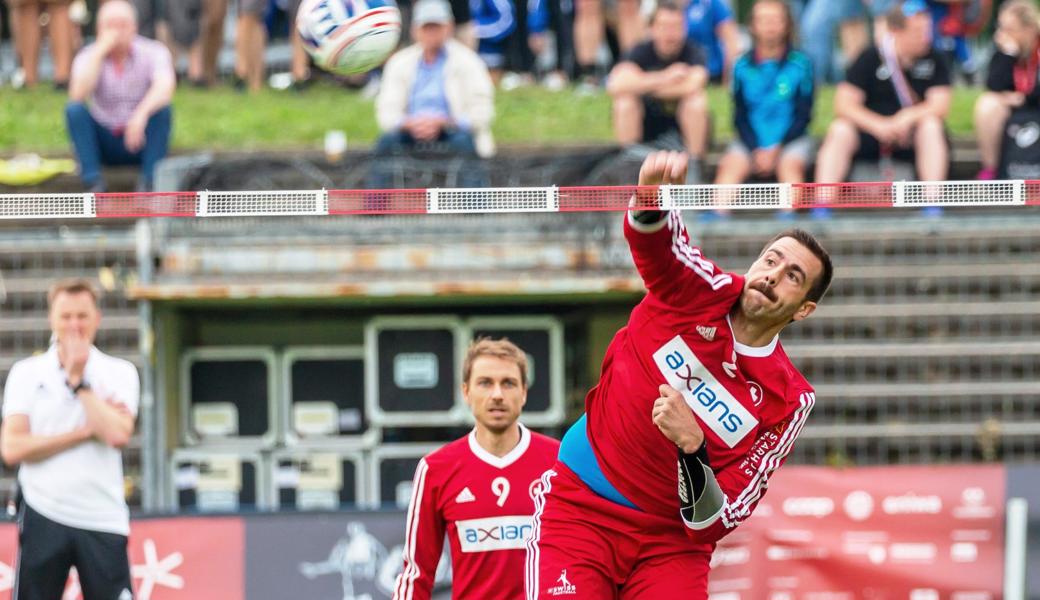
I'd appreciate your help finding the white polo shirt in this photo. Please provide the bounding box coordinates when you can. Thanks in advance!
[2,345,139,535]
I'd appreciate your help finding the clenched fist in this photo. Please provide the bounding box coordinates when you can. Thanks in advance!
[652,384,704,454]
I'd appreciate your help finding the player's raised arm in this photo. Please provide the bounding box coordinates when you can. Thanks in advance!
[393,458,446,600]
[625,151,736,308]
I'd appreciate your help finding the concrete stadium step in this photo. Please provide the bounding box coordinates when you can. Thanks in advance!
[815,380,1038,397]
[787,339,1040,358]
[789,316,1040,343]
[800,420,1040,440]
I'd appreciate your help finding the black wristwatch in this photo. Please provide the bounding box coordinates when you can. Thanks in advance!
[68,380,91,395]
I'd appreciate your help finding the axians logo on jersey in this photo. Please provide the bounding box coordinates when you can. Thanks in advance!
[653,336,758,448]
[547,569,577,596]
[456,516,532,553]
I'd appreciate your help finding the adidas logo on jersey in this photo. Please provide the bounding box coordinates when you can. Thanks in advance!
[455,487,476,504]
[696,325,716,342]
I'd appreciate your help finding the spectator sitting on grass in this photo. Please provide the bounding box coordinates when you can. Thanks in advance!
[606,0,709,183]
[374,0,495,159]
[714,0,814,186]
[973,0,1040,180]
[814,0,950,184]
[66,0,174,193]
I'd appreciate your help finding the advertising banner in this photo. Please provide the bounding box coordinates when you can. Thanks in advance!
[710,465,1006,600]
[0,465,1009,599]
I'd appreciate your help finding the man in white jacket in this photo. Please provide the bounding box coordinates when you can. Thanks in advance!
[375,0,496,161]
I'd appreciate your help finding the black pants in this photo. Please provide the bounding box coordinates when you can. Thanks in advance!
[15,504,132,600]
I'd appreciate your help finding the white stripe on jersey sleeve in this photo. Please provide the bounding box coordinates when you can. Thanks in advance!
[721,392,815,528]
[668,211,733,291]
[394,458,429,600]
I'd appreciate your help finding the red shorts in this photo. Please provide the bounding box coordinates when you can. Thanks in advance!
[525,462,711,600]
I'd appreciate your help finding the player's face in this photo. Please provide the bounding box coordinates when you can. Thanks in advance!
[750,2,788,48]
[462,356,527,434]
[650,10,687,59]
[49,291,101,344]
[740,237,822,325]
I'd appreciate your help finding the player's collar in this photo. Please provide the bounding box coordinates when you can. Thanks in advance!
[468,423,531,469]
[726,315,779,357]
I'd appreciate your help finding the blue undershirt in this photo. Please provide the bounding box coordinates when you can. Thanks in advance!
[558,414,639,510]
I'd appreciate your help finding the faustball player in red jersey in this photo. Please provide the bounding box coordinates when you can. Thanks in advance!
[394,338,560,600]
[526,151,834,599]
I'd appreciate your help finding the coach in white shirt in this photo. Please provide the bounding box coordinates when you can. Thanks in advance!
[1,278,138,600]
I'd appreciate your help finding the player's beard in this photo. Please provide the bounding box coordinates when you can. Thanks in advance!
[480,406,518,434]
[741,282,777,317]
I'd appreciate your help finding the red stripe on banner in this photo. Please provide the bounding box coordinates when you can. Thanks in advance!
[792,181,895,209]
[0,517,246,600]
[559,185,647,212]
[327,188,429,214]
[95,192,199,218]
[1025,180,1040,205]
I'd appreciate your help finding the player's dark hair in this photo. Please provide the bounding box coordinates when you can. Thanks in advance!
[763,229,833,303]
[463,337,529,388]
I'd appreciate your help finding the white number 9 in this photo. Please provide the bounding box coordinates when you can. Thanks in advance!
[492,477,510,507]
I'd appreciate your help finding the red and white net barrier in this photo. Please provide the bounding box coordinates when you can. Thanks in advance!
[1,180,1038,219]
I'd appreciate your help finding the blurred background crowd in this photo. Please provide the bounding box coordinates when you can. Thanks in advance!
[3,0,1038,195]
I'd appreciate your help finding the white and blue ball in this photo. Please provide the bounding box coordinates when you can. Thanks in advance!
[296,0,402,75]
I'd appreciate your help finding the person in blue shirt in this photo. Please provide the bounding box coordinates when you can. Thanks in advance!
[715,0,814,185]
[470,0,516,77]
[684,0,742,83]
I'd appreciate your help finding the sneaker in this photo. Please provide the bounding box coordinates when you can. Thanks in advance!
[87,180,107,193]
[541,71,567,92]
[135,177,153,193]
[575,76,601,96]
[976,167,996,180]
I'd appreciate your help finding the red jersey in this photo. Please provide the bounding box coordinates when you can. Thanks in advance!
[394,424,560,600]
[586,211,815,546]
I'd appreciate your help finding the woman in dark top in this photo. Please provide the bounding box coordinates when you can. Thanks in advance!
[974,0,1040,179]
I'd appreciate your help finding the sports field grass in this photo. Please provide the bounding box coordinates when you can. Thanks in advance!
[0,83,981,155]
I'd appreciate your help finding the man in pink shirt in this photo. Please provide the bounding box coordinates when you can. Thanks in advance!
[66,0,175,192]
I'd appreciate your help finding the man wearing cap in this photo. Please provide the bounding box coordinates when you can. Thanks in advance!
[374,0,496,161]
[815,0,951,184]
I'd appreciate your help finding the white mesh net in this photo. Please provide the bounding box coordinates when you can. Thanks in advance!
[0,180,1036,219]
